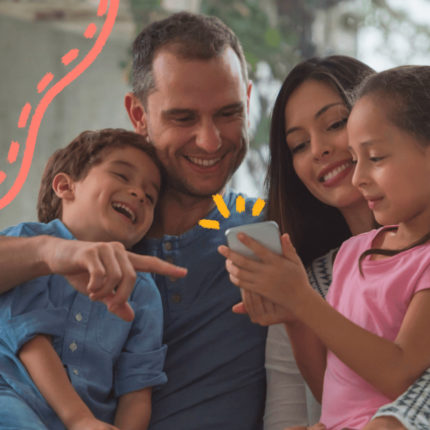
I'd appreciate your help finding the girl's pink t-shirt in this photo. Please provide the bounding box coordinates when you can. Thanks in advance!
[320,227,430,430]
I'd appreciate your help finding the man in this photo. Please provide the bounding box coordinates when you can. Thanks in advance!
[0,11,414,430]
[123,12,267,429]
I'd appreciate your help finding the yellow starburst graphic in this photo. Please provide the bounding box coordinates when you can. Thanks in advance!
[198,194,265,230]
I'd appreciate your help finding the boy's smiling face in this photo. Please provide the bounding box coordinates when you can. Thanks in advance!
[57,146,161,249]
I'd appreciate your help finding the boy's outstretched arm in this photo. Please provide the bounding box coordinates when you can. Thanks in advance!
[0,235,187,321]
[19,335,119,430]
[0,235,55,291]
[114,388,152,430]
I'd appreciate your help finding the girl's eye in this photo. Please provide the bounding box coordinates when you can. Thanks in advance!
[328,117,347,131]
[146,193,155,204]
[370,156,385,163]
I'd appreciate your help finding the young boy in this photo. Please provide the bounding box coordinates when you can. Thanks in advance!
[0,129,178,430]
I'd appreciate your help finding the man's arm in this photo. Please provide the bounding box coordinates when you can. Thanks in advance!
[114,388,152,430]
[0,235,187,321]
[19,335,119,430]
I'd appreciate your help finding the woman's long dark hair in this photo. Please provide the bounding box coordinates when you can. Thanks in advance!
[266,56,375,266]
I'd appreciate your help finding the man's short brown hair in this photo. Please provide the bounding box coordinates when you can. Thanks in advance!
[131,11,248,105]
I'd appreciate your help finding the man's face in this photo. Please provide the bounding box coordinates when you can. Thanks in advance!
[126,47,251,199]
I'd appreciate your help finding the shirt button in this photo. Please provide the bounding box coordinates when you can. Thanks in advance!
[165,257,178,281]
[164,242,172,251]
[75,313,83,322]
[69,342,78,352]
[171,293,182,303]
[72,368,79,375]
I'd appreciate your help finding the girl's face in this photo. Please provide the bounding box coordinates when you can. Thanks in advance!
[348,95,430,230]
[284,79,364,212]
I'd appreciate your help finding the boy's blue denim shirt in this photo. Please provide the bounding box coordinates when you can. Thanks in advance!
[0,219,166,427]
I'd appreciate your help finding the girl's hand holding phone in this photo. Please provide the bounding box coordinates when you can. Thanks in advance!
[218,224,314,318]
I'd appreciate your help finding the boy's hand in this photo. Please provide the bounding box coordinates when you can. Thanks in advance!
[44,237,187,321]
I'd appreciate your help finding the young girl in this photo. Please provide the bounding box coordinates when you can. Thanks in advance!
[219,65,430,430]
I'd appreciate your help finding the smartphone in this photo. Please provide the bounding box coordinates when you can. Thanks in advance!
[225,221,282,261]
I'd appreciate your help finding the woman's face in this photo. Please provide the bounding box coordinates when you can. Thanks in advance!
[284,79,364,211]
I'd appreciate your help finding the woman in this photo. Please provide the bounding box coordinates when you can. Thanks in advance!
[225,56,430,429]
[266,55,373,429]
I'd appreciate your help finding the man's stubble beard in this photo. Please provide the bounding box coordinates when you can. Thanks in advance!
[165,135,248,200]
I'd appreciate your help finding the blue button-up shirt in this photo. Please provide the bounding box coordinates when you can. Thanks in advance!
[0,220,167,428]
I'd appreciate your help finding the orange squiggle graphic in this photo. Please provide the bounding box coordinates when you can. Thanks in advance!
[37,73,54,93]
[98,0,109,16]
[0,0,120,210]
[8,142,20,164]
[84,23,97,39]
[62,49,80,66]
[18,103,32,128]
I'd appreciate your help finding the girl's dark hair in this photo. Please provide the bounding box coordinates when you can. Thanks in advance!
[266,55,375,266]
[37,128,164,223]
[352,66,430,271]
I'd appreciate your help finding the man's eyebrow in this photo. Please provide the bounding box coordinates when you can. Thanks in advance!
[285,102,346,138]
[162,108,195,117]
[162,103,245,118]
[218,102,245,111]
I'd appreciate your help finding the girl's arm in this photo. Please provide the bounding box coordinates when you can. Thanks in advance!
[19,335,118,430]
[294,286,430,399]
[114,388,152,430]
[219,233,430,399]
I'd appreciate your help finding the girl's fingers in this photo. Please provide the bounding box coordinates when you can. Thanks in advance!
[218,245,263,273]
[226,259,257,284]
[237,233,278,261]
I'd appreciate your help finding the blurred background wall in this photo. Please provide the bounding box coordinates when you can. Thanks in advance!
[1,0,429,229]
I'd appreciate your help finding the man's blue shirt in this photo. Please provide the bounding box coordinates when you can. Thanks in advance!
[134,190,267,430]
[0,219,167,428]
